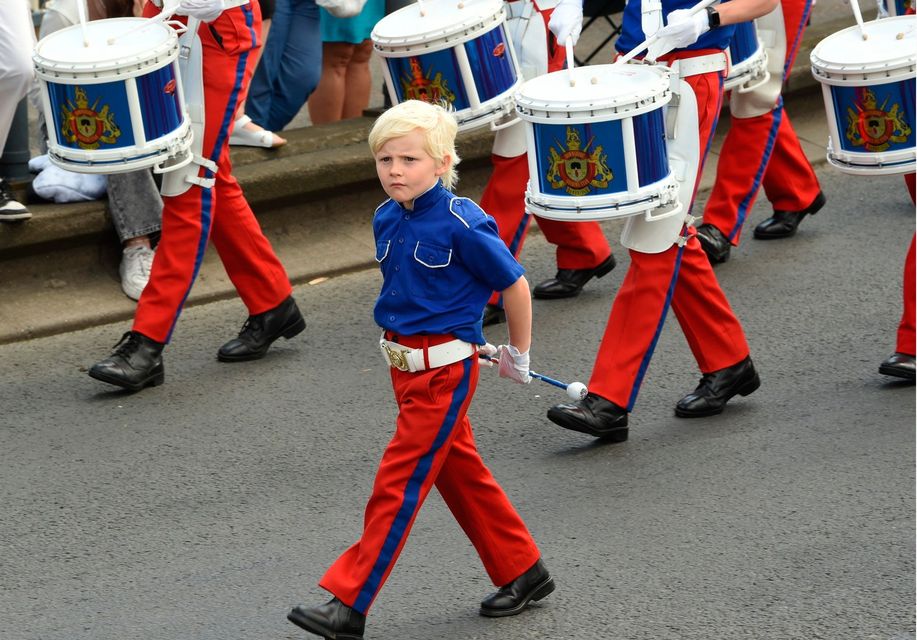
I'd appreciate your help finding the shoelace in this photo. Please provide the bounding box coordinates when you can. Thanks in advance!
[237,316,263,337]
[112,331,141,358]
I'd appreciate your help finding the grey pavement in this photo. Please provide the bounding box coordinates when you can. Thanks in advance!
[0,6,882,345]
[0,161,914,640]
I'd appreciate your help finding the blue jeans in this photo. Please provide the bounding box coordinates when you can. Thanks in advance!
[246,0,322,132]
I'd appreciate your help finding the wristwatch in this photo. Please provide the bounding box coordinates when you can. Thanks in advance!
[706,6,721,29]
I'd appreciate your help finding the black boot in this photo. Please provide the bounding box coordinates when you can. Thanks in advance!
[218,295,305,362]
[695,223,732,264]
[480,559,555,617]
[753,191,826,239]
[88,331,165,391]
[533,255,616,300]
[675,356,760,418]
[879,352,915,381]
[288,598,365,640]
[547,393,628,441]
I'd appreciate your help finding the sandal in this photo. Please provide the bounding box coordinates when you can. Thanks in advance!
[229,114,287,148]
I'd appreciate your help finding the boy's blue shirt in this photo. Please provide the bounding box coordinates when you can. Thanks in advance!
[373,181,525,345]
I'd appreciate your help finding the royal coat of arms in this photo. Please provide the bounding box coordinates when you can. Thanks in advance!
[546,126,613,196]
[60,86,121,149]
[399,57,457,105]
[845,87,912,152]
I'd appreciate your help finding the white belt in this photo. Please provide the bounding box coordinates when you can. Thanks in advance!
[668,52,728,78]
[380,336,476,373]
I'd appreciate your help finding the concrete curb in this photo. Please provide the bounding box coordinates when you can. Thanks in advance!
[0,14,861,345]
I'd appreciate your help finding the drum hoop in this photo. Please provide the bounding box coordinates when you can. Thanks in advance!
[372,9,506,53]
[34,41,179,81]
[515,89,671,123]
[811,58,915,85]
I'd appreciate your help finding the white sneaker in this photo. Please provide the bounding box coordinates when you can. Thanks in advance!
[0,178,31,222]
[120,245,155,301]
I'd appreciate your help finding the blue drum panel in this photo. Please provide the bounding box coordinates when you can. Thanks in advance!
[534,120,628,196]
[138,64,184,140]
[47,80,135,149]
[729,21,758,66]
[386,50,470,111]
[632,109,669,187]
[830,79,915,155]
[463,25,517,102]
[885,0,914,15]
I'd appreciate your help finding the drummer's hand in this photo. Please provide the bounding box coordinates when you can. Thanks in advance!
[647,8,709,59]
[548,0,583,47]
[497,344,532,385]
[178,0,225,21]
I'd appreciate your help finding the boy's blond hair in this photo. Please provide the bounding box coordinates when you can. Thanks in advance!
[368,100,461,190]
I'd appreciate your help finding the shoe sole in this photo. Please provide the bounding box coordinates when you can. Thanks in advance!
[674,372,761,418]
[88,367,164,392]
[753,192,826,240]
[533,257,616,300]
[547,409,629,442]
[878,364,916,381]
[217,315,306,363]
[479,577,556,618]
[287,609,363,640]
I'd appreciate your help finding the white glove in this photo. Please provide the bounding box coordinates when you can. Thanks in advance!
[548,0,584,47]
[178,0,225,22]
[497,344,531,384]
[646,8,710,60]
[478,343,498,366]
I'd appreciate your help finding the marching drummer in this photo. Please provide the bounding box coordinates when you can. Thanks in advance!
[88,0,306,391]
[548,0,779,441]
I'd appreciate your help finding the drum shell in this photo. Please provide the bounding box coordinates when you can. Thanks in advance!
[515,64,681,222]
[32,18,192,174]
[811,15,916,175]
[724,20,767,92]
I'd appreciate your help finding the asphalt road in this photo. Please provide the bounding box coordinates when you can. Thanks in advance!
[0,165,914,640]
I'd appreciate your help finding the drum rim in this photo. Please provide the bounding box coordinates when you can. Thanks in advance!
[810,16,916,80]
[33,18,178,77]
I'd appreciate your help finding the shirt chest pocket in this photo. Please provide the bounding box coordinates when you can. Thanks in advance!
[409,241,454,298]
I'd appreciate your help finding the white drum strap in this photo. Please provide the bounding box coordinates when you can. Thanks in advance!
[642,0,664,40]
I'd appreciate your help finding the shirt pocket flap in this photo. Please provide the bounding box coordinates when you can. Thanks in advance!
[413,242,452,268]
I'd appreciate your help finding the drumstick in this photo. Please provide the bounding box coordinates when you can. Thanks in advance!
[479,356,589,400]
[106,2,180,45]
[614,0,719,65]
[848,0,868,40]
[565,37,576,86]
[76,0,90,47]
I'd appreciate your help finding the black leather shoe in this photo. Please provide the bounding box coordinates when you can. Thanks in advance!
[218,295,305,362]
[533,254,616,300]
[753,191,826,239]
[288,598,365,640]
[879,352,916,381]
[480,559,555,618]
[88,331,165,391]
[675,356,760,418]
[547,392,628,441]
[482,303,506,326]
[695,223,732,264]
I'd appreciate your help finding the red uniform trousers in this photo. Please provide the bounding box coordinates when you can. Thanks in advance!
[134,4,292,343]
[898,174,916,356]
[701,0,822,244]
[320,335,540,614]
[589,56,750,411]
[481,10,611,307]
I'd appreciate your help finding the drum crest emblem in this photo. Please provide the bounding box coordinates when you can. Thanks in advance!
[546,127,612,196]
[400,57,456,105]
[60,86,121,149]
[845,88,912,152]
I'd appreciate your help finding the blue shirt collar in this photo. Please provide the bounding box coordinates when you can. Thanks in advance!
[398,181,447,213]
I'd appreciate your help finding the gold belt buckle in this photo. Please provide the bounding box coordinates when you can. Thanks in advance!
[382,342,411,371]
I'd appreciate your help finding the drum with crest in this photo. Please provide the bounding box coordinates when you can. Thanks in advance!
[371,0,523,132]
[32,17,193,174]
[514,63,682,222]
[810,14,915,175]
[724,20,769,93]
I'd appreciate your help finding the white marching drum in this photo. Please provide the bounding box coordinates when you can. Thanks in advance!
[33,17,193,174]
[371,0,523,132]
[724,20,769,93]
[810,15,916,175]
[515,64,682,222]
